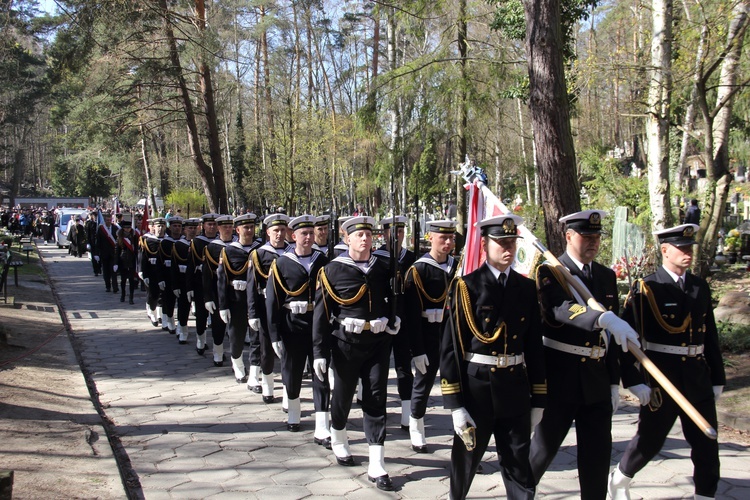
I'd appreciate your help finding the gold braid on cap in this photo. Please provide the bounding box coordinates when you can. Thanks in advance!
[251,250,270,280]
[457,278,505,344]
[269,260,309,297]
[638,280,691,334]
[220,248,249,276]
[409,266,448,307]
[191,241,205,262]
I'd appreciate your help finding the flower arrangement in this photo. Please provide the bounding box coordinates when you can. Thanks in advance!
[612,252,655,282]
[724,229,741,254]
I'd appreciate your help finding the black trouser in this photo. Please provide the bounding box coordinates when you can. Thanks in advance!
[146,277,161,310]
[620,390,720,497]
[161,282,176,318]
[391,328,414,401]
[101,254,117,291]
[529,395,612,499]
[248,313,276,376]
[227,301,248,359]
[280,326,330,411]
[450,403,534,500]
[176,289,190,326]
[119,270,136,301]
[193,282,208,336]
[330,335,392,445]
[410,331,440,419]
[90,254,101,275]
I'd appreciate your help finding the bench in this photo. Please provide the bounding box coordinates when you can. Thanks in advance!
[21,245,34,264]
[1,252,23,304]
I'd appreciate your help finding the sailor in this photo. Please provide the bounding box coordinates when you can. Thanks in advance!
[172,218,199,344]
[157,216,183,334]
[266,214,331,440]
[113,215,138,304]
[187,213,219,356]
[217,213,260,383]
[312,216,399,491]
[312,214,331,257]
[203,215,236,367]
[403,219,457,452]
[332,215,352,257]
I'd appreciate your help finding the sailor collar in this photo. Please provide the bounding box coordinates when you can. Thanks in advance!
[333,252,378,273]
[229,240,255,252]
[415,253,455,273]
[260,242,287,255]
[195,234,214,244]
[176,238,191,246]
[163,235,177,242]
[144,233,161,241]
[282,249,321,269]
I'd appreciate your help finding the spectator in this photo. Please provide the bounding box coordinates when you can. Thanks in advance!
[684,199,701,225]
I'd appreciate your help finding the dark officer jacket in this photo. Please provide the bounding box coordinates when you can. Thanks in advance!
[157,235,179,290]
[201,237,233,304]
[621,266,726,402]
[96,223,118,258]
[171,238,191,293]
[404,254,457,357]
[440,263,546,417]
[536,253,620,405]
[266,248,328,343]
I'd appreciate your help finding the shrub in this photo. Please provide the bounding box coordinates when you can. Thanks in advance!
[717,321,750,353]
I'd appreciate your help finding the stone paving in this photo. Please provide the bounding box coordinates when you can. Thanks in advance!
[38,244,750,499]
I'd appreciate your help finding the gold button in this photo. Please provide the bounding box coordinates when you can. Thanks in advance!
[670,314,675,319]
[609,306,613,310]
[513,335,517,340]
[681,357,686,361]
[681,343,686,347]
[585,342,590,347]
[491,351,497,356]
[490,367,496,373]
[485,318,490,323]
[510,367,514,372]
[581,357,586,362]
[521,317,525,322]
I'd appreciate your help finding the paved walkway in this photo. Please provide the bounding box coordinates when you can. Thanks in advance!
[33,244,750,498]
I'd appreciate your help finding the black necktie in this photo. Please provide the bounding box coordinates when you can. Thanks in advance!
[583,264,591,280]
[678,277,685,291]
[498,273,506,287]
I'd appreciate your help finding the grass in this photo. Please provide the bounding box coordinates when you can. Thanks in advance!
[717,321,750,353]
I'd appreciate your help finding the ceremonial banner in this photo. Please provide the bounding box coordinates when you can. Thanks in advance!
[141,198,150,233]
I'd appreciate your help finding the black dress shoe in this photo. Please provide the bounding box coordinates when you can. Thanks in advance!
[287,423,300,432]
[282,407,288,413]
[400,424,409,432]
[151,320,159,327]
[120,296,125,302]
[169,329,176,335]
[213,360,224,367]
[178,340,187,345]
[476,463,484,474]
[197,347,206,356]
[129,298,134,304]
[161,326,169,332]
[251,386,262,394]
[411,444,428,454]
[336,455,355,467]
[262,396,274,404]
[236,376,248,384]
[112,288,119,293]
[368,474,394,491]
[314,437,332,449]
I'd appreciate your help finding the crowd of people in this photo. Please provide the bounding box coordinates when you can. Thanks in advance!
[45,206,724,499]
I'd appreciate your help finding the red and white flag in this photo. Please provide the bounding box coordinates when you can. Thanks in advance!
[140,198,150,233]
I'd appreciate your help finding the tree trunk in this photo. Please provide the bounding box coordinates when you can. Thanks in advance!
[158,0,219,212]
[696,0,750,277]
[522,0,581,254]
[646,0,674,232]
[456,0,468,245]
[388,10,401,215]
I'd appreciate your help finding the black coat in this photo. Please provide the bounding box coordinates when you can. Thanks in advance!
[247,243,285,320]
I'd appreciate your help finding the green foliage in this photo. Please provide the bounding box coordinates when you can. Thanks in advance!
[717,322,750,353]
[77,160,113,198]
[164,189,208,216]
[409,136,448,208]
[50,157,75,196]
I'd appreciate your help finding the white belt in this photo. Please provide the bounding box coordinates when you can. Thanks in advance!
[336,317,372,331]
[284,303,314,312]
[464,352,524,368]
[543,337,606,359]
[644,341,704,357]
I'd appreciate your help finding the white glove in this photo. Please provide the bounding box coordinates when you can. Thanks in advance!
[369,317,388,334]
[530,407,544,431]
[86,244,91,250]
[425,308,444,323]
[158,281,166,291]
[173,289,181,298]
[94,255,100,262]
[412,354,429,375]
[143,277,149,286]
[196,264,202,272]
[248,318,261,331]
[451,407,476,436]
[713,385,724,402]
[164,259,171,268]
[205,301,216,314]
[598,311,640,352]
[313,358,327,381]
[112,265,118,272]
[628,384,652,406]
[186,291,194,302]
[272,341,285,358]
[178,265,187,273]
[611,384,620,414]
[342,317,365,333]
[148,257,156,265]
[138,272,144,280]
[219,309,231,324]
[385,315,401,335]
[232,280,247,291]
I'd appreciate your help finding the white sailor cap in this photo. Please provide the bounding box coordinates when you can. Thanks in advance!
[184,218,201,227]
[338,216,353,232]
[426,220,457,234]
[559,209,606,234]
[168,216,183,225]
[152,217,166,226]
[234,213,258,227]
[263,213,290,227]
[380,215,408,229]
[653,223,699,246]
[216,215,234,226]
[315,214,330,226]
[476,214,524,239]
[342,216,376,234]
[200,213,220,223]
[290,214,317,231]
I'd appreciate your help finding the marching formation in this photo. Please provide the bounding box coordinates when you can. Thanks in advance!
[78,207,725,499]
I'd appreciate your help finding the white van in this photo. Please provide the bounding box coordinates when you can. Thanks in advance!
[54,208,89,248]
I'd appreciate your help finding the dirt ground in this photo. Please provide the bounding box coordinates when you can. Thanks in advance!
[0,275,123,498]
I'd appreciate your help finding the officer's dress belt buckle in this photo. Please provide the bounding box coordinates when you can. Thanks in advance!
[543,337,606,359]
[590,345,606,359]
[644,341,704,357]
[464,352,524,368]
